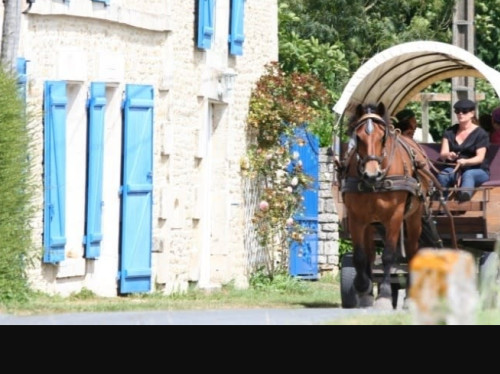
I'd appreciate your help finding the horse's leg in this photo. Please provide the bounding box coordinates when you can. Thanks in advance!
[365,224,377,272]
[349,222,373,306]
[375,212,404,310]
[358,224,376,307]
[401,207,423,309]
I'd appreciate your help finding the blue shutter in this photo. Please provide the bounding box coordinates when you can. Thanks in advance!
[84,82,106,259]
[289,127,319,279]
[119,84,154,294]
[16,57,27,102]
[91,0,110,5]
[197,0,214,49]
[229,0,245,55]
[43,81,67,263]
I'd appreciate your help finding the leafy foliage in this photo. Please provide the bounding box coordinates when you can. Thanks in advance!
[280,0,453,72]
[249,267,308,293]
[476,0,500,71]
[278,3,345,146]
[243,63,331,278]
[0,68,35,303]
[278,0,458,145]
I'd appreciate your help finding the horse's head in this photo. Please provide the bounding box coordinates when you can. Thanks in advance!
[350,102,391,182]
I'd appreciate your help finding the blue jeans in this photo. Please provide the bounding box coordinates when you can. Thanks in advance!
[437,167,490,198]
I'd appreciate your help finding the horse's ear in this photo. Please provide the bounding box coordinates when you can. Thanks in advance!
[377,102,386,116]
[355,104,365,118]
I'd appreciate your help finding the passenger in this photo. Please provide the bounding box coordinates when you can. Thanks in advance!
[394,109,417,138]
[393,109,444,249]
[490,107,500,145]
[394,109,435,142]
[437,99,490,202]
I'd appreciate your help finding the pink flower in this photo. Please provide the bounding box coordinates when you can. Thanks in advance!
[285,186,293,193]
[259,200,269,211]
[286,218,294,226]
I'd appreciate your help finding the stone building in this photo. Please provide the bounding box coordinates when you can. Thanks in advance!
[0,0,278,296]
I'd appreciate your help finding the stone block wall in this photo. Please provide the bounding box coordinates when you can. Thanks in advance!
[318,148,340,276]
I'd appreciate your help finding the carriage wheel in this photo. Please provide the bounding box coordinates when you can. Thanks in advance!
[340,253,359,308]
[479,251,500,309]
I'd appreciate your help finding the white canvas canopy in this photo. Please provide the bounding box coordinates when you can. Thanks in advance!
[333,41,500,118]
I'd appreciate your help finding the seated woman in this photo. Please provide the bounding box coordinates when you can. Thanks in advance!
[437,99,490,202]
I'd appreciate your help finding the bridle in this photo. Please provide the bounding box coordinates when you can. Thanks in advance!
[353,111,395,179]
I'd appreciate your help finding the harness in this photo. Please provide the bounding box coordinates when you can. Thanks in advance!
[341,174,420,194]
[332,105,456,249]
[337,115,424,198]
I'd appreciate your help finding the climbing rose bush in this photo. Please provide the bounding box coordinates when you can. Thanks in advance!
[242,62,331,277]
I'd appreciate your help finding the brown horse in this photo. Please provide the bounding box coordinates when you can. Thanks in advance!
[339,102,435,309]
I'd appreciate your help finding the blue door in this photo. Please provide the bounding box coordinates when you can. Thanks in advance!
[119,84,154,294]
[289,127,319,279]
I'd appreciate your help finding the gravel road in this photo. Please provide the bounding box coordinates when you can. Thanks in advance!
[0,307,404,325]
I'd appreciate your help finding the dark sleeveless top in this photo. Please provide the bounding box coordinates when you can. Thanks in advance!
[442,124,490,172]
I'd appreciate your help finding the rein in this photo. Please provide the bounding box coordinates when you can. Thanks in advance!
[429,159,461,175]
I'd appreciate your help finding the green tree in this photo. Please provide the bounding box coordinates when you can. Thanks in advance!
[475,0,500,115]
[476,0,500,71]
[0,68,35,303]
[280,0,453,72]
[278,3,349,145]
[278,0,456,144]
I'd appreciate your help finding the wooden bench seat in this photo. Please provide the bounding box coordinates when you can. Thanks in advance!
[420,143,500,251]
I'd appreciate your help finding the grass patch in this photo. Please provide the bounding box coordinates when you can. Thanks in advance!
[2,273,498,325]
[0,273,341,316]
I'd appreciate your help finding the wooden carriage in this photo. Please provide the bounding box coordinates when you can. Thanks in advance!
[331,41,500,308]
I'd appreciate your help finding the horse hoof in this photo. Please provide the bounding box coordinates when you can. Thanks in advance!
[374,297,393,310]
[359,294,374,308]
[354,278,373,296]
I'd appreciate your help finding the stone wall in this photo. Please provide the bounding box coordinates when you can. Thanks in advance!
[318,148,340,276]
